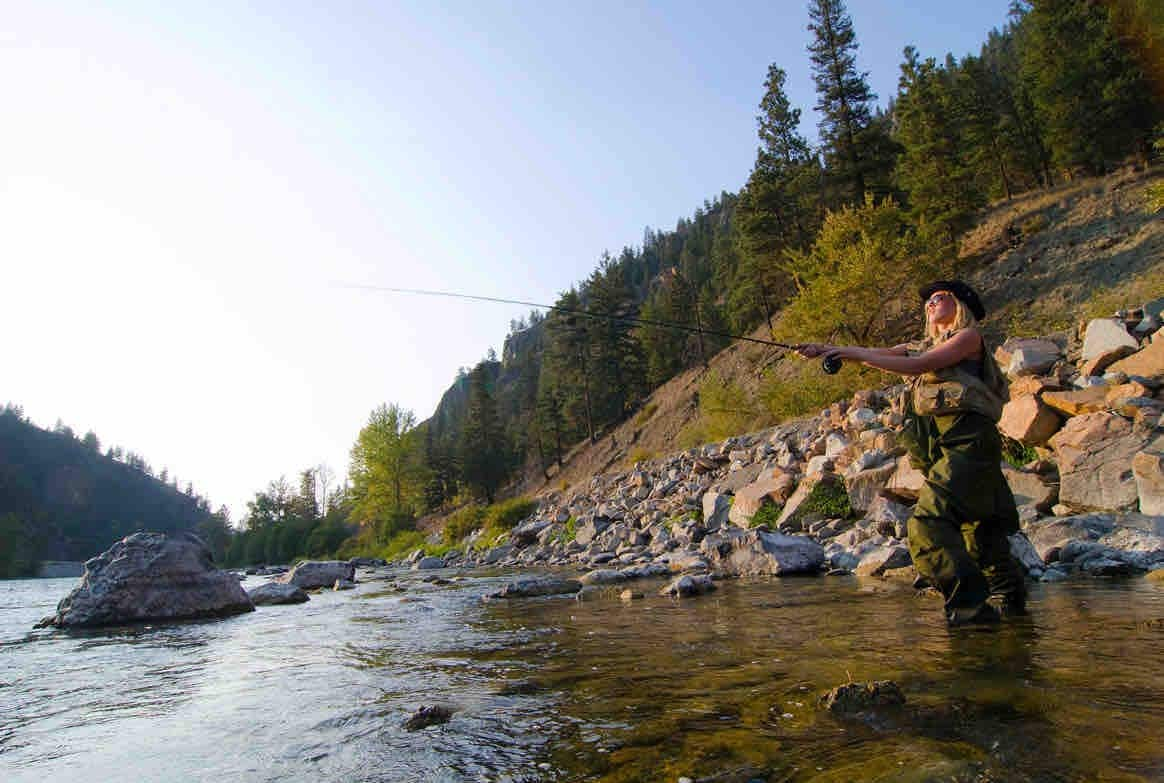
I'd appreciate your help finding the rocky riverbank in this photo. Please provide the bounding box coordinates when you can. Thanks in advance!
[411,305,1164,592]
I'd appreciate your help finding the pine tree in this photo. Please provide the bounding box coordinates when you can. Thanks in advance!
[893,46,983,237]
[806,0,880,203]
[1020,0,1159,174]
[459,363,510,504]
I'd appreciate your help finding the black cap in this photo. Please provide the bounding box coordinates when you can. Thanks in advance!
[919,280,985,321]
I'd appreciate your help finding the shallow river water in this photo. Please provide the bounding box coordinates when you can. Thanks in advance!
[2,571,1163,782]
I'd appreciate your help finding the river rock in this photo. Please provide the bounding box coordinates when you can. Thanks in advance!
[575,516,610,546]
[700,527,825,576]
[348,557,387,568]
[846,462,896,513]
[279,560,356,589]
[37,532,254,628]
[483,576,582,600]
[511,519,552,546]
[1082,319,1138,362]
[1024,514,1115,563]
[820,681,905,714]
[1042,386,1110,417]
[886,456,926,499]
[728,474,796,526]
[1107,338,1164,378]
[660,574,716,597]
[995,338,1061,377]
[702,492,732,530]
[1050,412,1163,511]
[248,582,310,605]
[1132,451,1164,515]
[1002,465,1058,512]
[998,394,1063,445]
[1009,532,1045,575]
[402,704,453,731]
[854,545,911,577]
[579,568,627,586]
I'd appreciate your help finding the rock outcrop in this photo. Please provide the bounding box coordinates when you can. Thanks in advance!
[37,532,253,628]
[278,560,356,589]
[248,581,310,605]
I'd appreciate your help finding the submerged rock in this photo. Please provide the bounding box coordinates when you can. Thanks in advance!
[700,527,825,576]
[37,532,254,628]
[660,573,716,597]
[820,680,906,714]
[248,582,310,605]
[483,576,582,600]
[278,560,356,590]
[402,704,453,731]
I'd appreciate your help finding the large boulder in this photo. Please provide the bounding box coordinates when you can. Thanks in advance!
[1042,386,1110,417]
[279,560,356,588]
[728,474,796,526]
[1132,451,1164,515]
[702,491,733,530]
[700,527,825,576]
[846,462,897,513]
[854,545,911,577]
[1081,319,1139,363]
[998,394,1063,445]
[1049,412,1163,511]
[483,576,582,600]
[1023,514,1115,563]
[37,532,254,628]
[248,582,310,605]
[885,456,926,499]
[1002,465,1058,512]
[1107,338,1164,378]
[995,338,1062,377]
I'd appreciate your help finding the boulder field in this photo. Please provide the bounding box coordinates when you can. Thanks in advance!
[422,305,1164,589]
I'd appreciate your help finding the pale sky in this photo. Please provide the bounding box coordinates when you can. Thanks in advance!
[1,1,1012,519]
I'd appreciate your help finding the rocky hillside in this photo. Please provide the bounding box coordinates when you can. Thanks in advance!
[520,166,1164,501]
[412,294,1164,600]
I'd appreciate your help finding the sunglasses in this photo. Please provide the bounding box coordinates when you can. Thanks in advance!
[925,292,953,308]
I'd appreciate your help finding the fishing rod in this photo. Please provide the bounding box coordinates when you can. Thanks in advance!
[338,283,843,374]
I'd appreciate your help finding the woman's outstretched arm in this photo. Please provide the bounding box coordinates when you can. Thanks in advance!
[816,329,982,376]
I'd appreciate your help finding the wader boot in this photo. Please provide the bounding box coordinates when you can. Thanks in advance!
[904,412,1023,625]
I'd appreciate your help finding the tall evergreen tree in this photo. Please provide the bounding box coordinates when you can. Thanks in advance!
[806,0,881,203]
[459,363,510,504]
[1019,0,1159,174]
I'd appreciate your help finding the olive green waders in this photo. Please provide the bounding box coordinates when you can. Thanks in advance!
[904,411,1025,613]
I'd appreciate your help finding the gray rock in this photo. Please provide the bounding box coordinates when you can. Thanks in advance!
[854,545,911,577]
[820,681,905,714]
[37,532,254,628]
[402,704,453,731]
[1008,532,1045,575]
[280,560,356,589]
[1082,318,1138,361]
[511,519,552,546]
[575,516,611,546]
[1002,465,1059,512]
[1024,514,1114,563]
[1050,413,1163,512]
[846,462,897,513]
[659,574,716,597]
[483,544,514,565]
[700,527,825,576]
[702,492,732,530]
[333,579,356,591]
[997,337,1062,377]
[579,569,628,586]
[247,582,310,605]
[412,556,446,571]
[483,576,582,600]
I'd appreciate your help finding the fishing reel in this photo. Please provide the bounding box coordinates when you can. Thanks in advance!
[822,355,842,375]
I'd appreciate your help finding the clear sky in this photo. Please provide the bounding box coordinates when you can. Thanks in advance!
[1,0,1013,519]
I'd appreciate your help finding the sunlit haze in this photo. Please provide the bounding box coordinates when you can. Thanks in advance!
[1,1,1011,518]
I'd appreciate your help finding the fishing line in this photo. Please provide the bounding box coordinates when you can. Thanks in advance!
[336,283,842,373]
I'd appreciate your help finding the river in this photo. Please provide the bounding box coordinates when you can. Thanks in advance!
[2,571,1163,782]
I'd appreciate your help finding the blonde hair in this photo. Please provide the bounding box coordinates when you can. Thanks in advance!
[926,295,978,342]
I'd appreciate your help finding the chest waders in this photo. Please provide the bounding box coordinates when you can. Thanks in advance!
[904,410,1025,615]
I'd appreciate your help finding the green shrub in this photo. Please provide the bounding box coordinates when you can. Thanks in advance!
[1002,437,1039,469]
[750,501,782,528]
[1019,213,1049,236]
[442,504,486,545]
[483,496,537,532]
[800,480,852,519]
[1082,264,1164,319]
[760,361,878,422]
[554,516,578,546]
[634,402,659,426]
[628,447,656,464]
[378,530,429,561]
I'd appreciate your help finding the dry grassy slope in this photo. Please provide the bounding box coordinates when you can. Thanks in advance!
[516,167,1164,503]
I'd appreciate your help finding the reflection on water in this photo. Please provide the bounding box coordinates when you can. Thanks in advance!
[1,572,1162,782]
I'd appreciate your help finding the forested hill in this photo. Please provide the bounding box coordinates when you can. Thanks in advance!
[0,406,214,576]
[407,0,1161,519]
